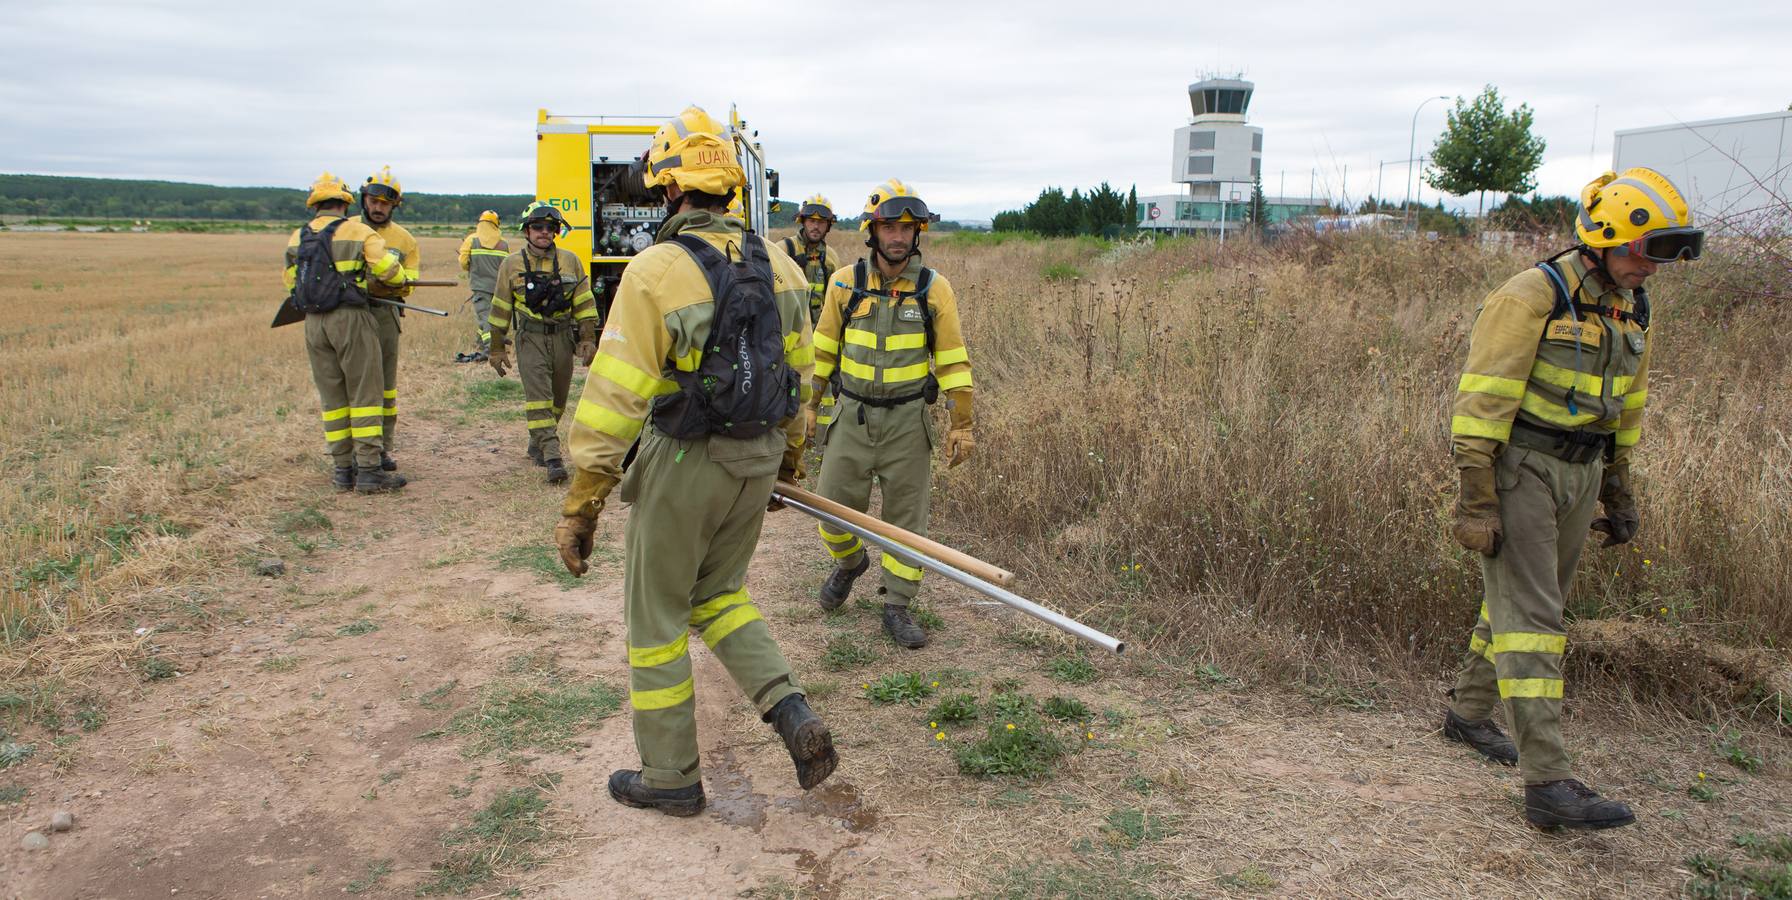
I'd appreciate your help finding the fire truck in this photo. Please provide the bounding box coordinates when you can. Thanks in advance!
[533,106,778,322]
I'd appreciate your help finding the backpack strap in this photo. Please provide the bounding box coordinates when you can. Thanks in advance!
[782,236,799,261]
[1535,260,1575,322]
[914,267,937,354]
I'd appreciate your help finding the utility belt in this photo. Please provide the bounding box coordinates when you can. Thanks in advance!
[516,316,572,335]
[838,379,936,426]
[1508,418,1611,465]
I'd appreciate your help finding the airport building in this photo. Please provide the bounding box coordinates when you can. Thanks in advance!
[1139,76,1322,236]
[1613,110,1791,233]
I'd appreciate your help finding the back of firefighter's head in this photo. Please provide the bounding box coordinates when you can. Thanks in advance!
[307,172,354,214]
[1575,167,1703,290]
[861,179,938,266]
[642,106,744,216]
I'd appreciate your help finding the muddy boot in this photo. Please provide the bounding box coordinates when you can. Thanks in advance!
[1523,779,1635,830]
[545,458,568,484]
[527,444,545,467]
[607,770,705,817]
[763,694,837,790]
[354,470,407,494]
[379,452,397,472]
[882,604,927,649]
[1443,709,1518,766]
[331,466,356,492]
[818,555,869,610]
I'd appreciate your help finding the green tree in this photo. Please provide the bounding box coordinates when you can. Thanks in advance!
[1246,174,1270,231]
[1425,85,1547,218]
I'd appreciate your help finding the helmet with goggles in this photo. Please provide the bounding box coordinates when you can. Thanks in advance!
[860,179,939,232]
[1576,168,1702,263]
[361,166,403,205]
[797,194,836,222]
[518,201,569,235]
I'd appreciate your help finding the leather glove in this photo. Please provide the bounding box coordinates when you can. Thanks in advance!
[1590,462,1639,547]
[945,430,975,468]
[557,469,618,575]
[488,342,511,377]
[576,321,597,367]
[803,405,818,445]
[944,391,975,468]
[1451,466,1502,557]
[769,450,806,511]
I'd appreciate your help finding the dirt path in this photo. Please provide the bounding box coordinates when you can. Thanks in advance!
[2,369,1787,899]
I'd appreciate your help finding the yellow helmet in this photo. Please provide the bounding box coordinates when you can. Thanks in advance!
[478,209,500,226]
[361,166,403,205]
[726,193,744,219]
[518,200,569,234]
[642,106,744,196]
[1576,167,1703,261]
[797,194,836,222]
[305,172,355,207]
[860,179,939,232]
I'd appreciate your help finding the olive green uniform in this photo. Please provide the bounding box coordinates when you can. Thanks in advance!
[1447,253,1651,784]
[489,244,598,462]
[564,210,815,790]
[352,216,419,453]
[283,214,408,471]
[459,223,509,352]
[780,235,850,439]
[810,255,973,606]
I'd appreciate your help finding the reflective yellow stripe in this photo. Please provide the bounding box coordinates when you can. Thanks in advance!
[839,356,875,381]
[1479,602,1489,622]
[369,254,399,276]
[672,348,702,372]
[824,538,861,558]
[628,633,688,668]
[1468,634,1494,663]
[1458,373,1527,399]
[324,427,350,441]
[1615,427,1640,447]
[1624,390,1648,410]
[884,361,930,384]
[882,553,923,581]
[349,405,383,418]
[334,259,363,273]
[382,406,396,416]
[1451,415,1512,441]
[1498,678,1564,699]
[783,331,800,352]
[1520,393,1601,427]
[526,419,556,430]
[321,407,350,422]
[701,604,764,649]
[592,352,673,400]
[786,345,814,367]
[818,524,852,541]
[471,249,509,258]
[1490,632,1566,655]
[383,389,397,400]
[819,394,836,407]
[690,589,748,626]
[349,425,382,438]
[934,346,969,366]
[813,332,841,355]
[1528,360,1603,396]
[843,328,879,349]
[574,400,643,440]
[524,400,554,410]
[492,297,513,311]
[814,359,837,378]
[886,332,927,351]
[937,371,973,392]
[403,267,420,280]
[631,678,694,710]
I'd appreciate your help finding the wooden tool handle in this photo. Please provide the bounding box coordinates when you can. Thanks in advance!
[406,279,460,287]
[774,482,1016,588]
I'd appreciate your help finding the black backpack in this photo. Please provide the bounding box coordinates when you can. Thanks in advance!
[290,218,367,314]
[520,249,573,317]
[651,233,799,439]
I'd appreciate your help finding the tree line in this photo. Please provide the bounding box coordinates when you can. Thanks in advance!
[0,174,530,224]
[992,183,1139,238]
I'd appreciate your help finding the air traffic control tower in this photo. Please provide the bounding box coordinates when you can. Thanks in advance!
[1172,77,1263,228]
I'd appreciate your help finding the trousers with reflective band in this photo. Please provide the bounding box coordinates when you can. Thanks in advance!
[1449,254,1650,470]
[519,326,575,460]
[814,393,934,604]
[621,428,800,789]
[1449,444,1601,783]
[369,304,401,452]
[304,305,385,470]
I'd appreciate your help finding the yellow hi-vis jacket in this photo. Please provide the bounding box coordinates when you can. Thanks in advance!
[458,221,509,295]
[283,214,406,295]
[810,254,972,406]
[1450,252,1650,470]
[566,210,815,484]
[349,217,418,299]
[487,243,598,343]
[778,235,849,319]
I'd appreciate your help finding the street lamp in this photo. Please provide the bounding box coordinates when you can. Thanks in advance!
[1405,95,1450,232]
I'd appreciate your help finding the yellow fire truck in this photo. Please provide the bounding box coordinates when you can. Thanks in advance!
[533,106,778,322]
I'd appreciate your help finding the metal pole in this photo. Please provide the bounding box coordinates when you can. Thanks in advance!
[1406,95,1449,232]
[1376,160,1384,212]
[775,495,1126,654]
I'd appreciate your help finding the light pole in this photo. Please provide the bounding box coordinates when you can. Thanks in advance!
[1406,95,1449,232]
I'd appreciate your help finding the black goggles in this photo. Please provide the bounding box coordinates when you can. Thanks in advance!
[524,218,562,233]
[869,196,938,224]
[361,184,400,203]
[1618,226,1704,263]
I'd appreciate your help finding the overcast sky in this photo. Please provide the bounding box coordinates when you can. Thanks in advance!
[4,0,1787,219]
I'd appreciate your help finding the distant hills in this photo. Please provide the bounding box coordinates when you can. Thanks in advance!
[0,174,530,224]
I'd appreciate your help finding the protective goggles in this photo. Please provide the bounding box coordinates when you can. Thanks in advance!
[869,196,939,225]
[797,204,835,220]
[1615,226,1704,263]
[361,184,401,202]
[522,218,564,233]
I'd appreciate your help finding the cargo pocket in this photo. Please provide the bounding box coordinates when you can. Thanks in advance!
[618,431,664,504]
[1495,448,1528,492]
[708,431,783,480]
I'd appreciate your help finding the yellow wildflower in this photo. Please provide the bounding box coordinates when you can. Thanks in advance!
[934,732,945,741]
[1005,723,1016,731]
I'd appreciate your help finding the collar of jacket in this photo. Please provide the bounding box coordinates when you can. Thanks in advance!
[655,208,742,245]
[871,252,926,290]
[523,241,559,261]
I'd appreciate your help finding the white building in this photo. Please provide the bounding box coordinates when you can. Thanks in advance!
[1613,110,1791,233]
[1141,77,1321,236]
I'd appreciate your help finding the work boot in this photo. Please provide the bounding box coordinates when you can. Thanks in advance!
[470,350,488,363]
[1523,779,1636,830]
[763,694,837,790]
[607,770,705,817]
[379,452,396,472]
[882,604,928,649]
[1443,709,1518,766]
[545,458,568,484]
[354,470,407,494]
[453,351,471,363]
[818,555,869,610]
[527,444,545,467]
[331,466,355,492]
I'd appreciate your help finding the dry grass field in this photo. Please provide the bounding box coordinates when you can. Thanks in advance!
[0,228,1787,898]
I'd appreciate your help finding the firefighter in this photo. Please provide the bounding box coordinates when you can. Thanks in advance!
[805,180,974,649]
[554,106,835,816]
[456,210,508,362]
[1443,168,1702,830]
[487,202,599,484]
[283,173,408,493]
[782,195,849,441]
[349,166,417,473]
